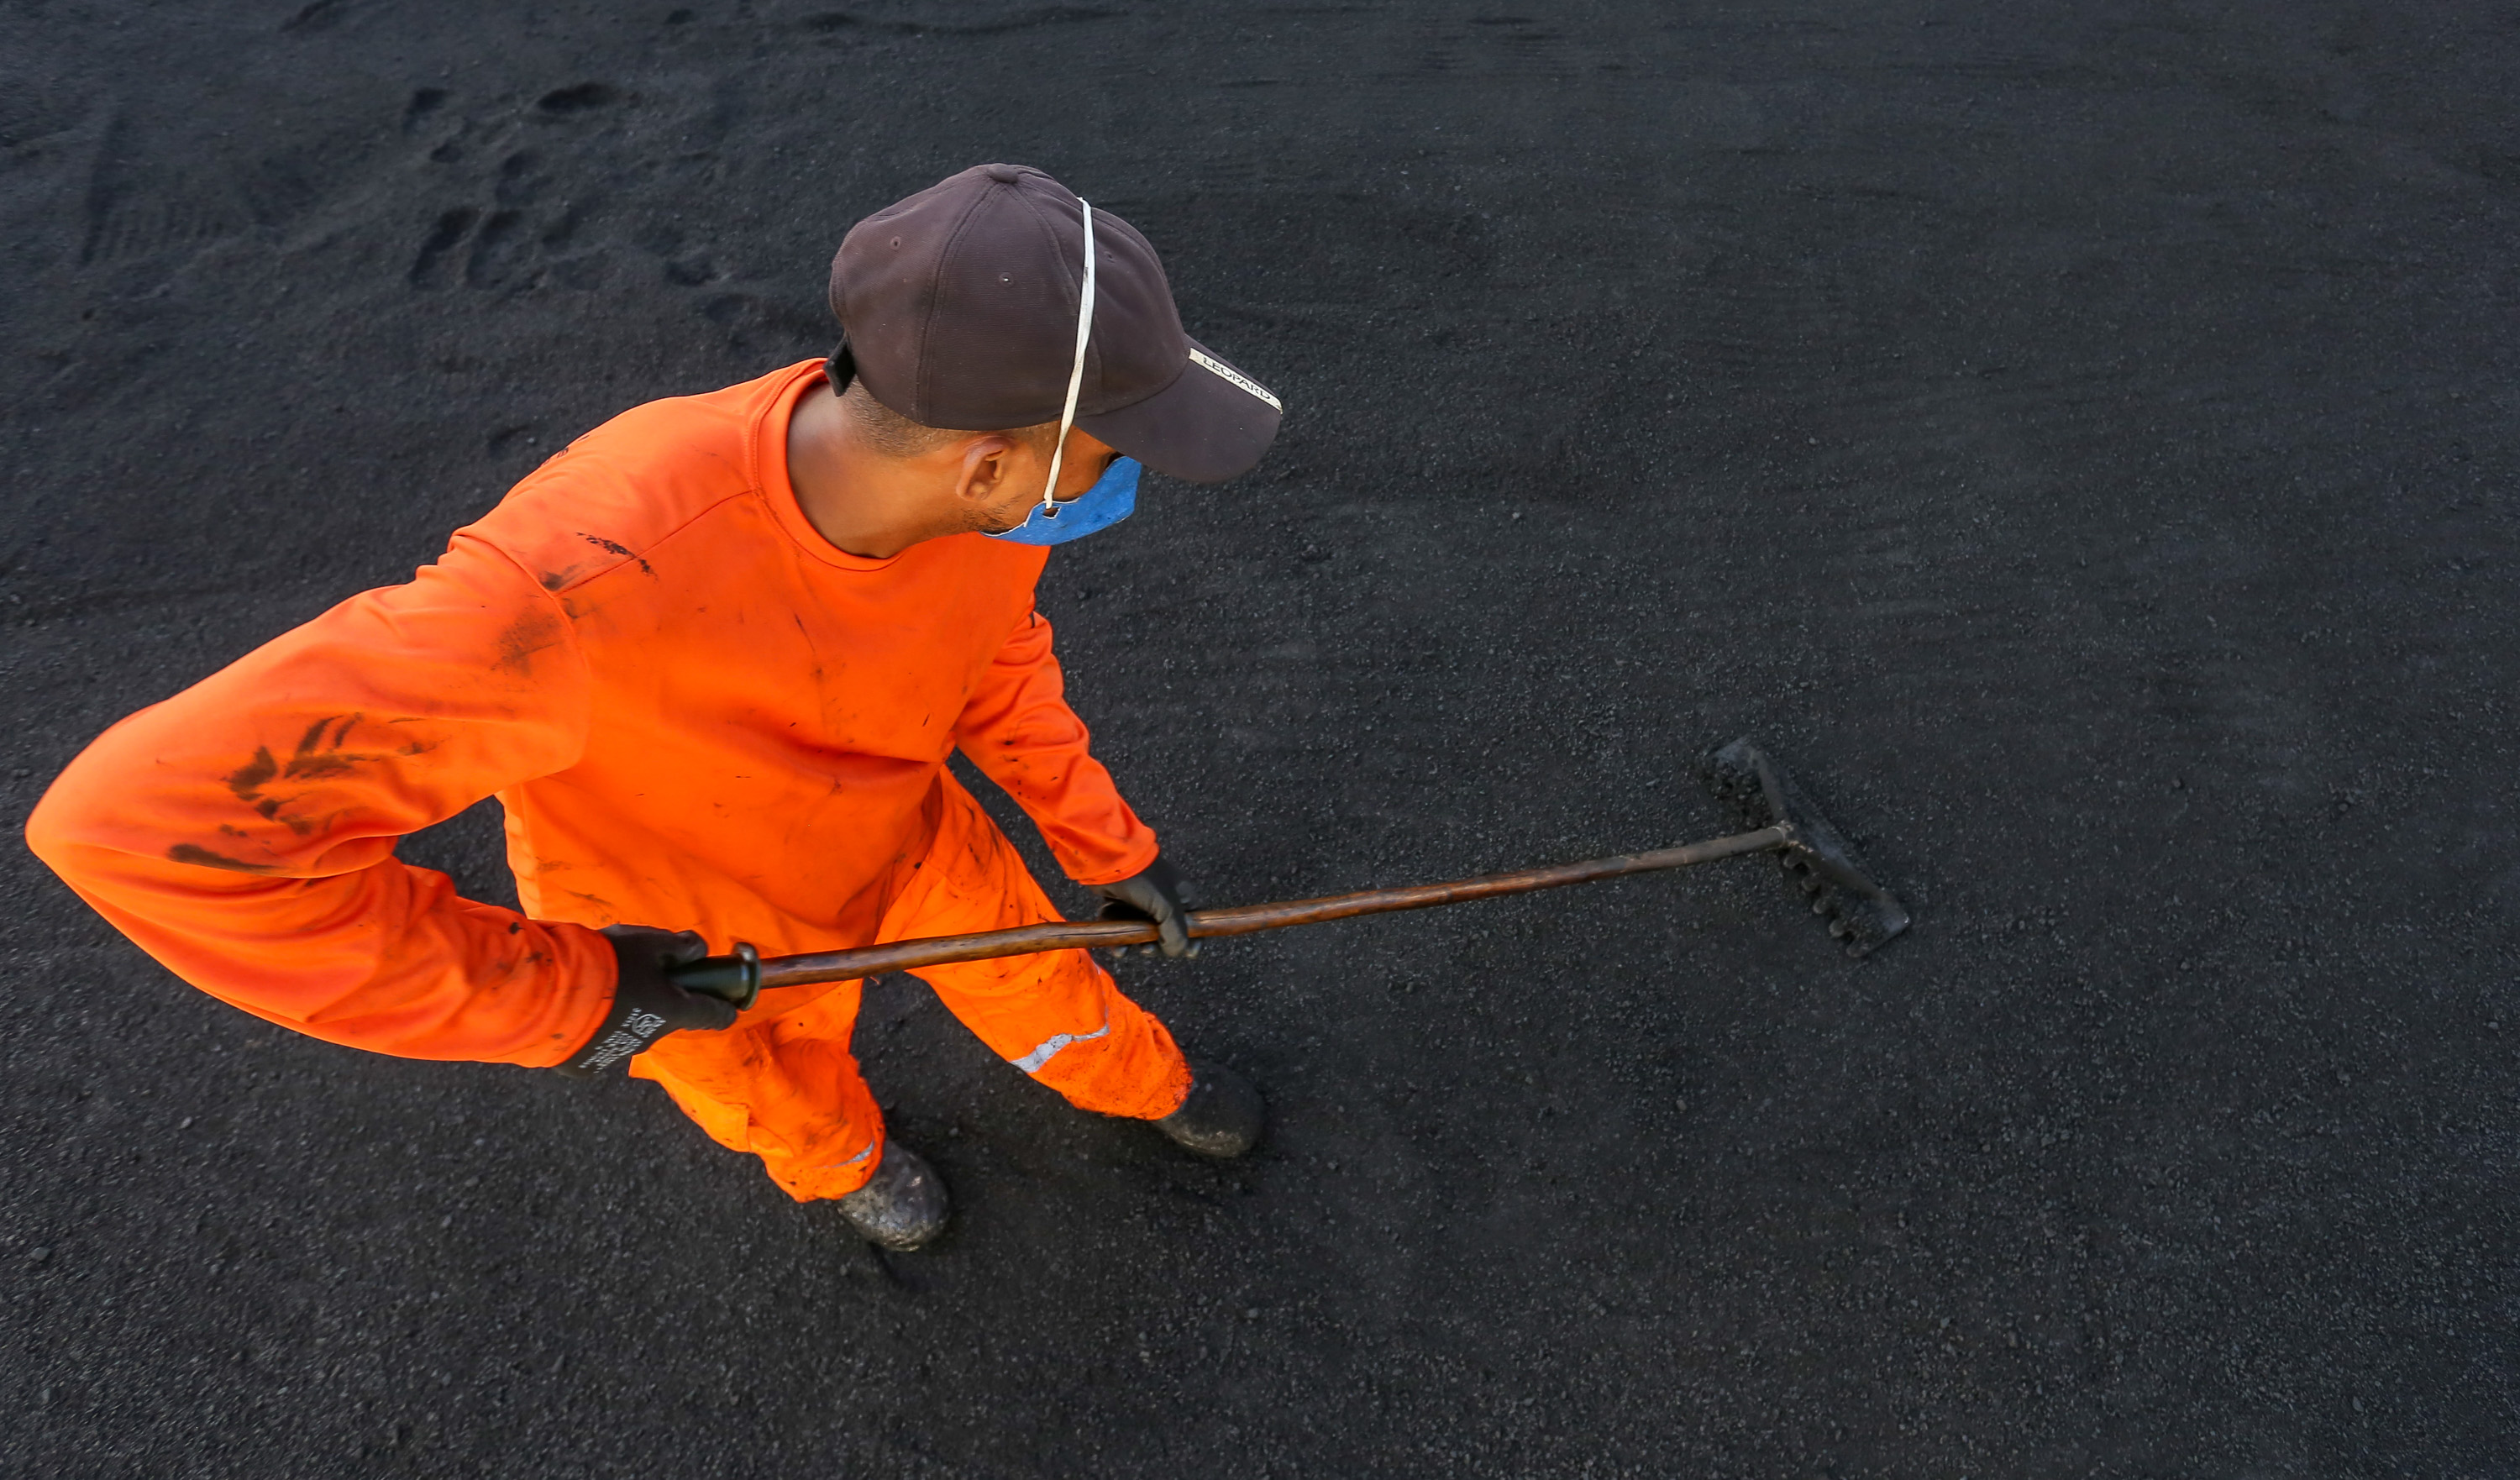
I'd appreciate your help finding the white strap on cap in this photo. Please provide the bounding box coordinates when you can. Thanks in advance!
[1037,194,1097,511]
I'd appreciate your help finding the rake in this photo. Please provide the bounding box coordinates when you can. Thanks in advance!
[669,738,1910,1010]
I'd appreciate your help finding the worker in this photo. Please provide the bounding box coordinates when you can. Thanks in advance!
[24,164,1281,1252]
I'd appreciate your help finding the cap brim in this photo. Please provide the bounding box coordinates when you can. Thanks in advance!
[1075,337,1283,485]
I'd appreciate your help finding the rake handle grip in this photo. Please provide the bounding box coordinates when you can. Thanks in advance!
[671,824,1790,1005]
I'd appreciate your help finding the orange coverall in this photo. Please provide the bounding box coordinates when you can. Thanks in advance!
[24,360,1191,1200]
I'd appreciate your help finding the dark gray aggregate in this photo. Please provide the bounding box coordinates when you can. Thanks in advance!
[2,1,2513,1475]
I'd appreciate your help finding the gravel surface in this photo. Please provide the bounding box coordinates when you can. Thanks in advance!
[3,2,2513,1475]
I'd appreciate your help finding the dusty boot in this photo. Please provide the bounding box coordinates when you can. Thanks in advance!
[1156,1061,1266,1157]
[835,1141,948,1251]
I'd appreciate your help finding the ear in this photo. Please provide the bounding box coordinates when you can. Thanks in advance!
[951,433,1025,507]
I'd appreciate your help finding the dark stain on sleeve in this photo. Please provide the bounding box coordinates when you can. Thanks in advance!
[281,713,369,781]
[495,606,566,675]
[224,748,279,802]
[168,842,275,873]
[578,532,654,575]
[218,715,405,836]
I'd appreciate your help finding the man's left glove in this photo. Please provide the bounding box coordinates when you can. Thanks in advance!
[553,926,741,1079]
[1093,854,1198,959]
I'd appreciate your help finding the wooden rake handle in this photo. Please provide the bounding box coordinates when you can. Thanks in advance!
[669,824,1792,1009]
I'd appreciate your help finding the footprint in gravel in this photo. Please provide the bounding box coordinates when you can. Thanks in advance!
[535,82,618,115]
[407,207,477,286]
[407,152,607,292]
[81,115,326,266]
[494,151,541,207]
[465,212,530,288]
[701,291,828,359]
[279,0,343,32]
[401,88,448,132]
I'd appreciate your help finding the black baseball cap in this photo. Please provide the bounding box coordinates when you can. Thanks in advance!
[827,163,1282,484]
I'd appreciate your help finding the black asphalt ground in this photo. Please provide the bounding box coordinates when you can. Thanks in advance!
[4,3,2515,1475]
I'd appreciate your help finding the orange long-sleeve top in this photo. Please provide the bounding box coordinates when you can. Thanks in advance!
[24,360,1158,1068]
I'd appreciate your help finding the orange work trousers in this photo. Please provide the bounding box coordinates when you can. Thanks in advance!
[628,779,1192,1200]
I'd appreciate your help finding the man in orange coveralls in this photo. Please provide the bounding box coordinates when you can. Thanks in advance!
[24,163,1279,1252]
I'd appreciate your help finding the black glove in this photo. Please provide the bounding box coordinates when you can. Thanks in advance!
[553,926,741,1079]
[1093,854,1198,959]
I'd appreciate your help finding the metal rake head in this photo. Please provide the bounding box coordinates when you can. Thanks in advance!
[1701,737,1913,958]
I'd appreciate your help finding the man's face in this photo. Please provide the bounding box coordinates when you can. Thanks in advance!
[972,426,1123,535]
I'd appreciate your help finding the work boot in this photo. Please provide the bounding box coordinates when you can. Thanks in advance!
[836,1141,948,1251]
[1156,1061,1266,1158]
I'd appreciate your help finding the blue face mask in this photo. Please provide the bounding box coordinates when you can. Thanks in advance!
[983,455,1140,546]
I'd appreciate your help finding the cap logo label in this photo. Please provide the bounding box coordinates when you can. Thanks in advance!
[1187,347,1283,412]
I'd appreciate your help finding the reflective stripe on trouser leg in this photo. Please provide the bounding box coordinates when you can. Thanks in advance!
[628,977,889,1203]
[1010,1013,1111,1074]
[887,776,1192,1121]
[819,1140,878,1173]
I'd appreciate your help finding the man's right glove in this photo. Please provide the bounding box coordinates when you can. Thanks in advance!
[553,925,741,1079]
[1092,853,1198,959]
